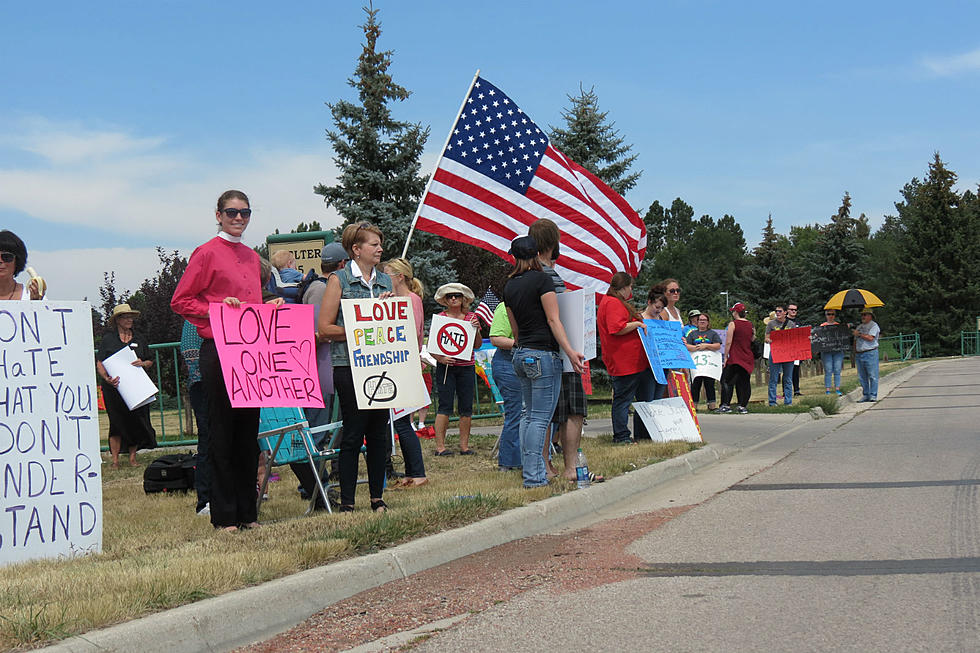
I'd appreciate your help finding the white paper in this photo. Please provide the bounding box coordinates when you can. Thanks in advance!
[102,345,158,410]
[632,397,702,443]
[557,289,596,372]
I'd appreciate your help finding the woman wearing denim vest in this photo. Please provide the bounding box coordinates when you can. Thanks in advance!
[502,236,584,488]
[316,222,394,513]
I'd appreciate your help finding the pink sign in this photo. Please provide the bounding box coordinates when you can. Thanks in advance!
[209,303,324,408]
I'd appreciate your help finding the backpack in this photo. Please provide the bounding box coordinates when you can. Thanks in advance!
[750,338,764,360]
[296,268,327,304]
[143,453,197,494]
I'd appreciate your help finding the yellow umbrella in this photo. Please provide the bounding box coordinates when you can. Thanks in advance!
[824,288,884,311]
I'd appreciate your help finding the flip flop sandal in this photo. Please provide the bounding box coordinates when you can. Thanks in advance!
[588,472,605,483]
[433,449,455,456]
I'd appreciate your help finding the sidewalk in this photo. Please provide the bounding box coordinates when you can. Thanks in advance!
[40,361,929,653]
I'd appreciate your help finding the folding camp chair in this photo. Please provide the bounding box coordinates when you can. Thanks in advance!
[257,406,342,515]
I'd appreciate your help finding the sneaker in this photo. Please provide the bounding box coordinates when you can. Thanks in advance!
[794,391,803,397]
[712,405,731,414]
[836,390,842,396]
[736,406,748,414]
[196,503,210,516]
[826,390,832,395]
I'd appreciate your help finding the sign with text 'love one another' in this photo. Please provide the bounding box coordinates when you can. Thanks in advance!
[342,297,426,410]
[210,303,324,408]
[1,302,102,566]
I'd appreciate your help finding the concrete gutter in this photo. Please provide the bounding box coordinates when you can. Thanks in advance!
[41,443,738,653]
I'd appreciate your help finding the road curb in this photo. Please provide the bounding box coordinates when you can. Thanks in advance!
[40,443,739,653]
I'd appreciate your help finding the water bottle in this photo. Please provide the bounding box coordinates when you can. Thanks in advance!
[575,448,590,489]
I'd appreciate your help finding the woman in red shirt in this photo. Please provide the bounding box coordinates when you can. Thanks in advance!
[598,273,654,444]
[171,190,283,531]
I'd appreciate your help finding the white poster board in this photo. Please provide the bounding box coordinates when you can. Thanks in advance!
[691,350,723,381]
[341,297,426,410]
[102,346,158,409]
[632,397,702,443]
[426,314,477,361]
[557,289,596,372]
[1,301,103,566]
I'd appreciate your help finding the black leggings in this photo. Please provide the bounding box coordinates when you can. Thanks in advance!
[334,366,388,506]
[720,365,751,408]
[691,376,716,405]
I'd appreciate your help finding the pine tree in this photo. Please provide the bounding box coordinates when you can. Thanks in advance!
[797,192,869,324]
[315,6,454,297]
[549,86,641,196]
[738,214,792,313]
[891,153,980,354]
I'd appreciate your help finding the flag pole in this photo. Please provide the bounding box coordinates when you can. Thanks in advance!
[401,68,481,259]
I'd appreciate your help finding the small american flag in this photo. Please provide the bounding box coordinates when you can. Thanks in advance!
[474,288,500,326]
[410,76,646,296]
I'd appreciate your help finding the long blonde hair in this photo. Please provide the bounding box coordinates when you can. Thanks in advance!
[382,257,425,299]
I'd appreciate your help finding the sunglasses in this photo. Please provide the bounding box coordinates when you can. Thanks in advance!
[788,308,798,312]
[0,252,14,263]
[667,288,681,294]
[775,309,785,313]
[220,208,252,219]
[825,311,836,315]
[446,293,464,300]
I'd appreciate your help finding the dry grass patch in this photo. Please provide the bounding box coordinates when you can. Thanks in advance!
[0,435,695,650]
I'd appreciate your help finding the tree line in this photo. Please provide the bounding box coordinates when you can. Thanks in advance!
[98,6,980,363]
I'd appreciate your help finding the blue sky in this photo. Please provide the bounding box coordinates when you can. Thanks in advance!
[2,1,978,301]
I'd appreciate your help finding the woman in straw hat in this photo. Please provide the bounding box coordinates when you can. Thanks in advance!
[431,282,480,456]
[96,304,158,468]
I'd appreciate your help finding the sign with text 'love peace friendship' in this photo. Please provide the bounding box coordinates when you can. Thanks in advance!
[1,302,102,566]
[342,297,426,410]
[210,303,324,408]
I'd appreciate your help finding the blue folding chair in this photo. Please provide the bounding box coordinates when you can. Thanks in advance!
[257,406,342,515]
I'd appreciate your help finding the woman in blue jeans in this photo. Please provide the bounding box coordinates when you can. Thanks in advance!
[502,236,585,488]
[489,301,523,471]
[819,309,845,395]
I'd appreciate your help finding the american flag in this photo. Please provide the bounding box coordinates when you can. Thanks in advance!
[411,76,646,296]
[474,288,501,326]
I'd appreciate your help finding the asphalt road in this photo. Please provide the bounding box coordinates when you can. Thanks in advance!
[408,358,980,652]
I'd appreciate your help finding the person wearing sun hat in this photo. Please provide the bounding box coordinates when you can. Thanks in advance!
[96,303,158,468]
[853,309,880,402]
[431,281,480,456]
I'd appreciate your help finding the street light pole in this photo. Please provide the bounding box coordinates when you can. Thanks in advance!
[720,291,730,313]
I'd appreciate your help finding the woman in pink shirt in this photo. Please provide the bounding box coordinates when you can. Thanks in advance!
[171,190,283,531]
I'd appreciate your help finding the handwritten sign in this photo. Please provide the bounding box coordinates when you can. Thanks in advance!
[1,302,102,566]
[811,324,850,354]
[210,303,323,408]
[691,349,723,381]
[427,314,477,361]
[639,320,695,369]
[342,297,426,410]
[632,397,702,443]
[770,326,813,364]
[639,331,667,385]
[556,290,596,372]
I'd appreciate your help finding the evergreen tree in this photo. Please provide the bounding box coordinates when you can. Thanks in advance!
[314,6,454,297]
[548,85,641,196]
[891,153,980,354]
[738,215,792,313]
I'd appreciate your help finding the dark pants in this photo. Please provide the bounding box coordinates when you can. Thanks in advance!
[792,364,801,394]
[691,376,717,406]
[610,369,656,442]
[189,381,210,513]
[393,415,426,478]
[334,366,388,506]
[720,364,751,408]
[435,364,476,416]
[200,340,259,528]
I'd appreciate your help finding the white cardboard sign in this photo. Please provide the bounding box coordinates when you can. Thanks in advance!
[691,349,723,381]
[426,314,477,361]
[1,301,103,566]
[632,397,703,443]
[557,289,596,372]
[341,297,426,410]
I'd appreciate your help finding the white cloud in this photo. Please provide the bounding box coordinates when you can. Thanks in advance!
[921,47,980,77]
[0,117,344,247]
[26,246,179,304]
